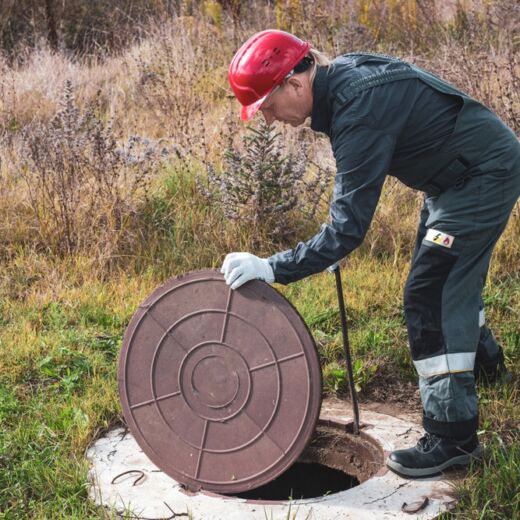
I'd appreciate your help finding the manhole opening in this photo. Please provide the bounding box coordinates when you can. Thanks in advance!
[221,422,384,501]
[231,461,359,500]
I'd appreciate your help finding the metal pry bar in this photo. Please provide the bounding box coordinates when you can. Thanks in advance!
[328,262,360,435]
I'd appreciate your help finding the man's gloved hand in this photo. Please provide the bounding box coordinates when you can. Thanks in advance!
[221,252,275,290]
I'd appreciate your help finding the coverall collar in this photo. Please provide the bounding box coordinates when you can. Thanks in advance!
[310,66,332,136]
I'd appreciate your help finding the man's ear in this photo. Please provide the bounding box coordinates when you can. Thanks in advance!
[287,75,305,96]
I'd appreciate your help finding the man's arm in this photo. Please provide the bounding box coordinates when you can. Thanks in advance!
[222,80,418,289]
[268,124,395,284]
[268,79,419,285]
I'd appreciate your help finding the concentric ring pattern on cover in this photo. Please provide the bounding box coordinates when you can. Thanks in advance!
[118,270,322,493]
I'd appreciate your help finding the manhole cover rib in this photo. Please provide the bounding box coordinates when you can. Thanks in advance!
[118,270,322,493]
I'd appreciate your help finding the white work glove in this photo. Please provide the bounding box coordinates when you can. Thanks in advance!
[221,252,275,290]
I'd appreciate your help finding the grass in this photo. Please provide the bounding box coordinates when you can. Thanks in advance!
[0,185,518,519]
[1,1,519,518]
[0,265,141,518]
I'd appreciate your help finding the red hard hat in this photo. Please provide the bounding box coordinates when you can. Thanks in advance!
[228,30,311,121]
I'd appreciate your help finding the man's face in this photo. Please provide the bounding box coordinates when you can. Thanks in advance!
[259,75,313,127]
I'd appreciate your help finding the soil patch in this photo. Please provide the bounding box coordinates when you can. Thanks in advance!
[328,364,423,418]
[300,423,384,483]
[361,376,422,414]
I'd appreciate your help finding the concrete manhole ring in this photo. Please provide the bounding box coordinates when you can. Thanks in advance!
[87,403,458,519]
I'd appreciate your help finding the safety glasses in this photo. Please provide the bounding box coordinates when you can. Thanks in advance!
[261,69,295,109]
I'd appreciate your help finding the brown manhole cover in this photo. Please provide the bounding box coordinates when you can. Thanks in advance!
[118,270,322,494]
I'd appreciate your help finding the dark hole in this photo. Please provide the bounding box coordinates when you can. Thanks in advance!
[229,462,359,501]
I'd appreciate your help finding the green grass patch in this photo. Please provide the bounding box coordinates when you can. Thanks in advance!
[1,241,519,519]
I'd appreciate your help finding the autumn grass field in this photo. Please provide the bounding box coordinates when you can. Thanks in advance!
[0,1,519,518]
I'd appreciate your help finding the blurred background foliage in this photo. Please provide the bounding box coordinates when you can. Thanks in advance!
[1,0,518,270]
[0,1,518,57]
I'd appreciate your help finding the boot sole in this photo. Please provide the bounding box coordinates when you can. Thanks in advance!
[385,445,483,478]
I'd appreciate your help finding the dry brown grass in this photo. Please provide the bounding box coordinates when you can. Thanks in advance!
[0,0,518,274]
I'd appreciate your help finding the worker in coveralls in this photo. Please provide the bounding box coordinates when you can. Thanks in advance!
[221,30,520,478]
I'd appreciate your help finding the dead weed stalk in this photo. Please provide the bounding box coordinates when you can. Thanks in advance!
[18,81,161,263]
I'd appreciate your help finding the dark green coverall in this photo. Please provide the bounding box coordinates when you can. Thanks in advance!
[267,53,520,439]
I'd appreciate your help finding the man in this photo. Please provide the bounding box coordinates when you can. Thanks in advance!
[221,29,520,478]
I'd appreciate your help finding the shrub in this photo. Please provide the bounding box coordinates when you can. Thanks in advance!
[197,120,331,245]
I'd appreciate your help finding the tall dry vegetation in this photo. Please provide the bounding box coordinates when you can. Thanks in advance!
[18,81,164,259]
[197,120,331,244]
[0,0,518,276]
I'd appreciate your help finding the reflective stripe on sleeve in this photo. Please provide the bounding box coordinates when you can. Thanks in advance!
[413,352,476,378]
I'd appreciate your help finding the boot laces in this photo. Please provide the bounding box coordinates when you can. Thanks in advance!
[417,432,440,452]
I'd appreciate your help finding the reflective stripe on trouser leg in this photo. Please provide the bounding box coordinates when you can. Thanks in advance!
[413,352,476,378]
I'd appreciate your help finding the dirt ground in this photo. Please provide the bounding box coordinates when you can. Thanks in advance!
[326,375,424,424]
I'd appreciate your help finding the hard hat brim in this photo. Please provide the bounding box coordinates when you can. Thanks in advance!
[240,95,268,121]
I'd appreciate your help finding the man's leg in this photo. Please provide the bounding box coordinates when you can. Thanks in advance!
[387,162,520,477]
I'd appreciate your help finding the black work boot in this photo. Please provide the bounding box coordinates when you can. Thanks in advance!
[386,432,482,478]
[474,345,509,385]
